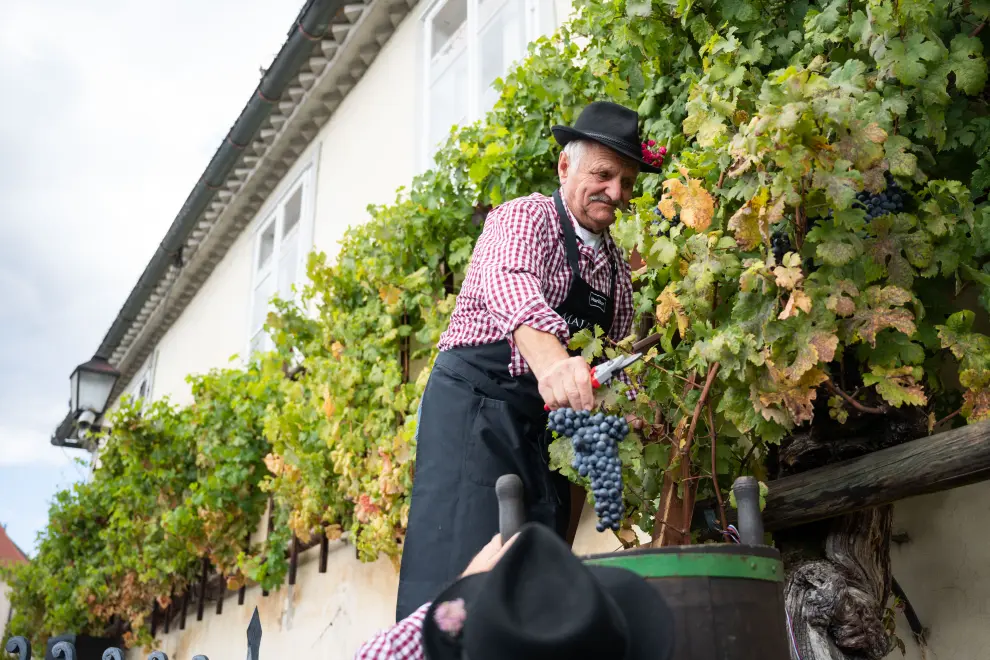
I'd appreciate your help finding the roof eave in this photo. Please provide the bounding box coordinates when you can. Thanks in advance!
[51,0,419,447]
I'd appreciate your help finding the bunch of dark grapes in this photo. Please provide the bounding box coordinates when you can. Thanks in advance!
[652,207,680,233]
[771,229,791,264]
[547,408,628,532]
[854,172,906,219]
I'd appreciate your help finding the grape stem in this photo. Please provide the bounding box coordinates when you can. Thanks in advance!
[971,20,986,37]
[680,363,721,535]
[707,401,728,532]
[825,379,885,415]
[934,406,963,429]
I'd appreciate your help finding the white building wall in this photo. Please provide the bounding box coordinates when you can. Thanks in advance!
[892,481,990,660]
[1,579,12,639]
[150,506,617,659]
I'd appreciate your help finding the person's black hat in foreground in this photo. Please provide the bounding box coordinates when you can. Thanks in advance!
[423,523,676,660]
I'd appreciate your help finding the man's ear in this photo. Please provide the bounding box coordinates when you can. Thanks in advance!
[557,150,569,184]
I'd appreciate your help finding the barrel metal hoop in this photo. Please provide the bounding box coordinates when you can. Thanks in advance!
[584,552,784,583]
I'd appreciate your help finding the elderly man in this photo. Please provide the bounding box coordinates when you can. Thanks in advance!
[395,101,663,621]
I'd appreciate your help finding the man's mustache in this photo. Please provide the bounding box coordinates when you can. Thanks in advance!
[589,194,626,209]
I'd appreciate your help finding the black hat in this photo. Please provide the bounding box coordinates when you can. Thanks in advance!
[422,523,675,660]
[552,101,663,174]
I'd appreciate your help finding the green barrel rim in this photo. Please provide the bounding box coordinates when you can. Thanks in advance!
[583,552,783,583]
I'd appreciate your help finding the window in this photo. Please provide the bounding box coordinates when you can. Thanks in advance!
[130,350,158,408]
[420,0,557,165]
[249,166,313,356]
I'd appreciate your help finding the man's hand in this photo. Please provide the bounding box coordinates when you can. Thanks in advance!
[537,356,594,411]
[460,533,518,578]
[513,325,594,411]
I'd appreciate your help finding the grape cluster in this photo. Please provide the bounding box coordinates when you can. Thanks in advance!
[771,230,792,264]
[854,172,906,219]
[547,408,628,532]
[652,207,680,233]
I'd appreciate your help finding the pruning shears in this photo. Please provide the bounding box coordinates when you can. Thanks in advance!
[542,351,647,412]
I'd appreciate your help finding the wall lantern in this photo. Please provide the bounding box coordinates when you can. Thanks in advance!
[69,355,120,431]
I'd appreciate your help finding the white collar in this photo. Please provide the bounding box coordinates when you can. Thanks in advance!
[560,196,604,252]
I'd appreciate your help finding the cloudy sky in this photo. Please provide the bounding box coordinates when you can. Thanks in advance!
[0,0,305,554]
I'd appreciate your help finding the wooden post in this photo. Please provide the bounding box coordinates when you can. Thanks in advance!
[693,420,990,532]
[196,557,209,622]
[319,532,329,573]
[288,535,299,585]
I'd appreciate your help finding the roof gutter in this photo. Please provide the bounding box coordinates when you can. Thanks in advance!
[94,0,347,360]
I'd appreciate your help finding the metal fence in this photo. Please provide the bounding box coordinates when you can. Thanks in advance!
[4,607,261,660]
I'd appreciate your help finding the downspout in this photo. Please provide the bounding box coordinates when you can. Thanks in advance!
[94,0,347,360]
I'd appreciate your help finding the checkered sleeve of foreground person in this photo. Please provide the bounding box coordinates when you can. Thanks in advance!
[353,603,429,660]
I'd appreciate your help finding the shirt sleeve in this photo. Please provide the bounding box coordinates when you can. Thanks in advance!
[472,199,570,343]
[352,602,429,660]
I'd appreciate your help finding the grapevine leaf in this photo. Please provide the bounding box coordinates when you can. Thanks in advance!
[963,388,990,422]
[884,135,917,177]
[812,159,859,210]
[948,34,988,95]
[773,264,804,291]
[568,328,595,352]
[817,241,859,266]
[779,289,812,320]
[755,357,829,425]
[862,365,928,408]
[548,436,577,478]
[847,285,916,346]
[728,188,778,250]
[660,171,715,231]
[656,285,690,337]
[650,236,678,266]
[378,285,402,306]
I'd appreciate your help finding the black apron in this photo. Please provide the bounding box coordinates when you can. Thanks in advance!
[394,190,617,621]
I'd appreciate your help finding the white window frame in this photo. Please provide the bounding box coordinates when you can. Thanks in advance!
[246,153,319,360]
[129,349,158,409]
[418,0,558,170]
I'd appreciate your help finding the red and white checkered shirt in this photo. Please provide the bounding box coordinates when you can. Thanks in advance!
[438,192,635,376]
[353,602,429,660]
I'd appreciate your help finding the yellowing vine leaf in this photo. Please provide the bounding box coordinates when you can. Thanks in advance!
[964,388,990,422]
[658,169,715,231]
[728,188,781,250]
[264,452,284,476]
[779,289,812,320]
[826,281,860,317]
[656,285,689,337]
[378,285,402,306]
[757,355,829,425]
[323,393,336,419]
[862,365,928,408]
[773,264,804,290]
[331,341,344,359]
[848,285,916,346]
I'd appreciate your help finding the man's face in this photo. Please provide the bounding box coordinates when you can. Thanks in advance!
[558,141,639,233]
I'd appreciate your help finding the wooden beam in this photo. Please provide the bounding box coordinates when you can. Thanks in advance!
[694,420,990,532]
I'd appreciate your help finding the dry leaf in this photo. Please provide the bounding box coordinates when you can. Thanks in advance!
[863,122,887,143]
[378,285,402,306]
[728,188,776,250]
[779,289,813,320]
[323,393,336,418]
[773,265,804,290]
[656,285,690,337]
[660,173,715,231]
[808,332,839,364]
[617,528,639,544]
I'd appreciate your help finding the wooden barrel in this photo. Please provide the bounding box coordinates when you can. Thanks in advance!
[583,544,790,660]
